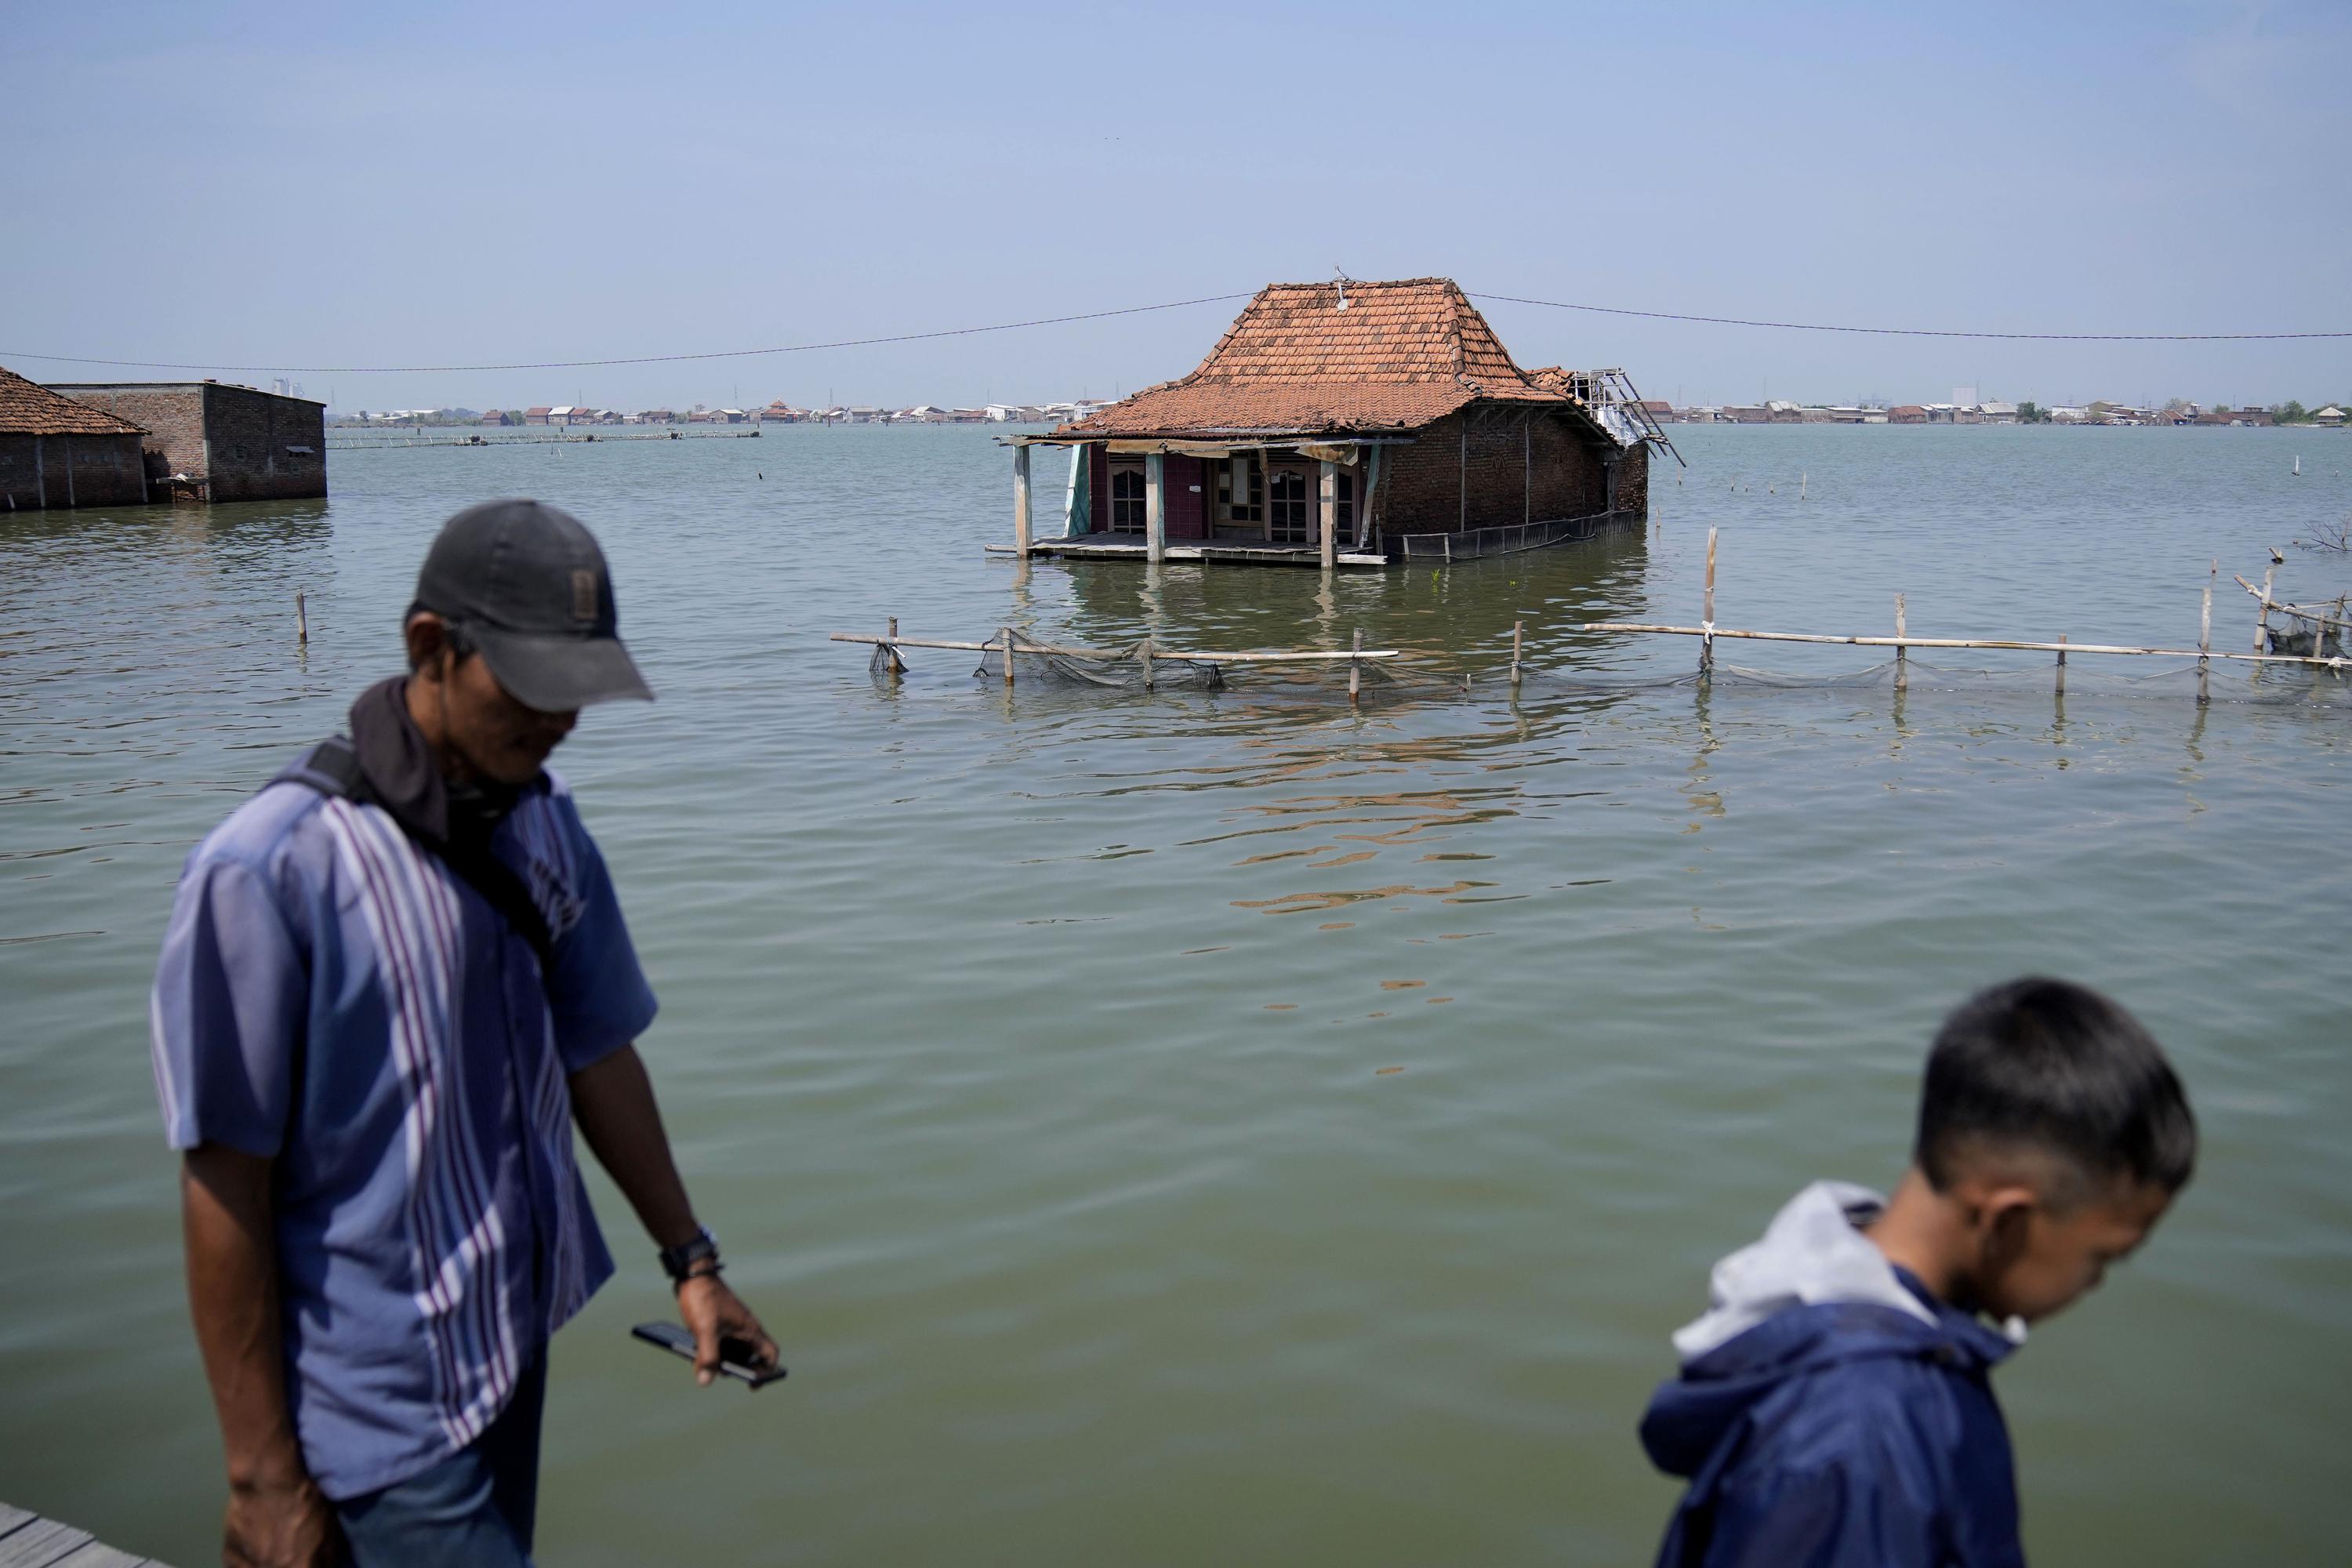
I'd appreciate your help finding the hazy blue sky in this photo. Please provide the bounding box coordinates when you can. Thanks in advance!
[5,1,2347,414]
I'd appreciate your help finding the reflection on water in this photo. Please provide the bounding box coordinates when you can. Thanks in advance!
[2,426,2348,1565]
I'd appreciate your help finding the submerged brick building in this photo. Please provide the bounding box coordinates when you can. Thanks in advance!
[43,379,326,503]
[0,365,150,510]
[1005,278,1672,567]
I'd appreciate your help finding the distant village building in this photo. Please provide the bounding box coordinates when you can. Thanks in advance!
[0,365,151,510]
[1977,401,2020,424]
[2195,408,2274,426]
[2315,406,2346,427]
[639,408,677,425]
[478,409,514,426]
[1009,278,1666,567]
[45,379,325,503]
[1888,406,1929,423]
[524,407,554,426]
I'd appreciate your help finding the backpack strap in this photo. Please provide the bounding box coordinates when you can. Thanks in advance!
[277,735,557,975]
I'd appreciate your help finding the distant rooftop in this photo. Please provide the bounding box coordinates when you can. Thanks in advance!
[1055,278,1579,439]
[0,365,146,437]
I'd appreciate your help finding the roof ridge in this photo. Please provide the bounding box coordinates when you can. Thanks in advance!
[0,365,148,437]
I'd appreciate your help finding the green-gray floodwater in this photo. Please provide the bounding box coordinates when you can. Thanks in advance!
[3,425,2347,1564]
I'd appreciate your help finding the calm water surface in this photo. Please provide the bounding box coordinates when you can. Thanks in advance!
[2,425,2347,1564]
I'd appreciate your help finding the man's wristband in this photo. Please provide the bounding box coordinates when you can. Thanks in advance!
[658,1225,720,1285]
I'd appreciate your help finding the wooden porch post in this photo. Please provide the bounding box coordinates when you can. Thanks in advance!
[1012,443,1032,555]
[1319,459,1338,571]
[1145,451,1166,564]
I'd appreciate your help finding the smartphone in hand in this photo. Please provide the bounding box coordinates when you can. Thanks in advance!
[632,1322,787,1388]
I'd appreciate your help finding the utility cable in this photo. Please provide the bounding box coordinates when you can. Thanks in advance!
[5,288,2345,376]
[1468,292,2351,342]
[0,294,1255,376]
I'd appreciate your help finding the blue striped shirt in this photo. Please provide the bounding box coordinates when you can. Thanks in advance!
[151,762,655,1500]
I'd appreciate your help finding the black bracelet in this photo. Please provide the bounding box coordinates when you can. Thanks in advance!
[657,1225,720,1284]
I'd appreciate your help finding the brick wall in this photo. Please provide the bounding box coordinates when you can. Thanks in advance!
[0,433,148,510]
[1378,405,1626,533]
[204,384,327,501]
[44,383,326,502]
[1613,442,1650,517]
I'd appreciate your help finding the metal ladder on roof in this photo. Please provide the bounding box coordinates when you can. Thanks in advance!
[1577,368,1687,468]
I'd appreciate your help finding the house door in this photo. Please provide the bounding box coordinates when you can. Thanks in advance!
[1109,467,1147,533]
[1266,470,1311,543]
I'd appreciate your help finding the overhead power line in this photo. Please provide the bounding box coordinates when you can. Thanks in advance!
[1468,292,2352,342]
[0,294,1255,376]
[4,288,2344,376]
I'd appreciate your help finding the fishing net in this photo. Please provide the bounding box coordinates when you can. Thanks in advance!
[866,634,2351,713]
[1517,656,2352,711]
[967,641,1226,691]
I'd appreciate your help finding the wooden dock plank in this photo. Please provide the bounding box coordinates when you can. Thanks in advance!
[0,1517,93,1568]
[0,1508,169,1568]
[50,1541,150,1568]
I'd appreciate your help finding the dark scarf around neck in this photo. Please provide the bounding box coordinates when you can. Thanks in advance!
[347,676,522,852]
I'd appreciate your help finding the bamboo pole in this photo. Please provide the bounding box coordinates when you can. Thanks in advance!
[1348,627,1363,704]
[1145,452,1166,565]
[2256,564,2276,653]
[1012,444,1032,557]
[2055,633,2067,696]
[296,590,308,645]
[828,632,1403,664]
[2198,561,2214,705]
[1510,619,1523,690]
[1000,626,1016,687]
[1894,593,1907,693]
[1319,459,1338,574]
[884,615,904,677]
[1570,621,2342,666]
[1700,527,1718,679]
[1138,637,1154,691]
[2234,575,2352,633]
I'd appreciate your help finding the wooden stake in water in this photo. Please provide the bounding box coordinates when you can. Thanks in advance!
[1510,619,1523,690]
[1000,626,1016,688]
[296,590,308,646]
[2055,633,2067,697]
[2256,562,2277,654]
[1799,471,1806,502]
[1699,527,1718,679]
[2198,561,2214,706]
[1139,637,1155,692]
[1894,593,1907,693]
[885,615,904,677]
[1011,445,1032,557]
[1349,627,1363,704]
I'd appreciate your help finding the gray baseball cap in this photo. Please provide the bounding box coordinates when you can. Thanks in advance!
[412,499,654,711]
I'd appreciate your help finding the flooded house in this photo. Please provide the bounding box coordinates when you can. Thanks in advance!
[1003,278,1673,568]
[45,378,326,503]
[0,365,150,510]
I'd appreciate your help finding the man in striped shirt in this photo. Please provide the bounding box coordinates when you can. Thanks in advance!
[153,499,776,1566]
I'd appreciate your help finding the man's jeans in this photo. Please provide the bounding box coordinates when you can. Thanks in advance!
[336,1355,548,1566]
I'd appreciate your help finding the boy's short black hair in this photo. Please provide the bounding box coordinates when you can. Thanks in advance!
[1916,977,2196,1201]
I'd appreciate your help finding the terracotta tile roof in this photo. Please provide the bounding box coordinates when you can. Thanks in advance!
[1056,278,1576,440]
[0,365,147,437]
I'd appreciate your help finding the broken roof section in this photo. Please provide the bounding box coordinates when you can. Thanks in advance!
[0,365,147,437]
[1054,278,1607,441]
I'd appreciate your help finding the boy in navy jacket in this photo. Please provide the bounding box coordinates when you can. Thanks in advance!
[1641,978,2196,1566]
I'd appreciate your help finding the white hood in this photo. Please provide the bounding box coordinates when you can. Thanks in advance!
[1671,1181,1940,1363]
